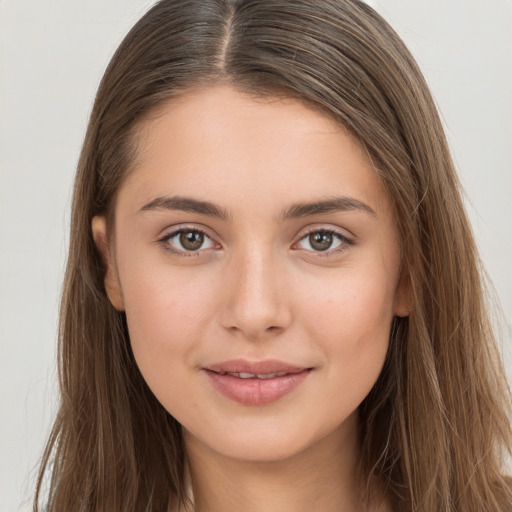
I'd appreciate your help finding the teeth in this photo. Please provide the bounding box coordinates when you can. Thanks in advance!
[238,372,256,379]
[222,371,288,379]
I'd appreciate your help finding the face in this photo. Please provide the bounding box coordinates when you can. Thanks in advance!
[93,85,409,463]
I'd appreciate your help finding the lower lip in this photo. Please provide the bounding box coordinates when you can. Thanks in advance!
[204,369,312,405]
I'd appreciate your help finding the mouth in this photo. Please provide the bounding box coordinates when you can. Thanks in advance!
[203,359,313,405]
[209,370,296,379]
[204,358,311,375]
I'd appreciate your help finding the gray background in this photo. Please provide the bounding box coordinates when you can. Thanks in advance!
[1,0,511,510]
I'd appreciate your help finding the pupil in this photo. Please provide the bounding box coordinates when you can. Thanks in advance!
[180,231,204,251]
[310,232,332,251]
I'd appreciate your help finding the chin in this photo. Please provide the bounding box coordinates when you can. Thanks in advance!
[206,434,312,463]
[184,413,348,464]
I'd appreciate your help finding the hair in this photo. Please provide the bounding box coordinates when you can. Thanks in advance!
[34,0,511,511]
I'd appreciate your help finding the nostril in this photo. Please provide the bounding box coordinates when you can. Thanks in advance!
[219,277,292,337]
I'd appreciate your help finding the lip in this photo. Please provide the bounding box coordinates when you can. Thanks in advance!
[203,359,313,405]
[204,358,308,375]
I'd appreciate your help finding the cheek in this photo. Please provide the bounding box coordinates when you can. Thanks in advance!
[119,262,219,382]
[301,267,395,391]
[305,267,396,339]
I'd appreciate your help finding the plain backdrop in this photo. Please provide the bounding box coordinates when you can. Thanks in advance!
[1,0,511,510]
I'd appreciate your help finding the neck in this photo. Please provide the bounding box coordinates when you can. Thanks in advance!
[182,414,390,512]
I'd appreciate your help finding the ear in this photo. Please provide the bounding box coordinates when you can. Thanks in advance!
[91,216,125,311]
[393,267,413,318]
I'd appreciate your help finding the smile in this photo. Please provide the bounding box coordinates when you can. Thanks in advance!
[203,359,313,405]
[214,371,290,379]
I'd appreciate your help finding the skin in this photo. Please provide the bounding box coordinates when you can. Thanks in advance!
[93,85,409,511]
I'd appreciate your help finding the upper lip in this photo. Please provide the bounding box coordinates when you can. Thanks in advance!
[204,359,310,375]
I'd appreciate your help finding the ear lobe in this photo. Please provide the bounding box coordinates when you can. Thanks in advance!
[393,268,413,318]
[91,216,125,311]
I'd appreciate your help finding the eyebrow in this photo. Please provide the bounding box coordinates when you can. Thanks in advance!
[140,196,231,220]
[139,195,376,220]
[280,196,376,220]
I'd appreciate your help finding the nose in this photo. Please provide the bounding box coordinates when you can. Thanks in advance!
[219,248,292,340]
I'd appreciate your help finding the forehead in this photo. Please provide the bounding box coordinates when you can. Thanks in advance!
[117,85,391,218]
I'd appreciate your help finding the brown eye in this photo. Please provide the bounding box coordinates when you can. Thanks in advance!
[308,232,333,251]
[162,228,216,254]
[179,230,204,251]
[295,229,348,254]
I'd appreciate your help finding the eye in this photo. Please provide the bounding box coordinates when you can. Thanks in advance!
[295,229,351,253]
[159,228,217,254]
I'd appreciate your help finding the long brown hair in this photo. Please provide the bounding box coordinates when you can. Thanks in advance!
[34,1,511,510]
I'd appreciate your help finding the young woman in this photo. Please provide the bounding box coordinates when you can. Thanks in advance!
[34,1,512,511]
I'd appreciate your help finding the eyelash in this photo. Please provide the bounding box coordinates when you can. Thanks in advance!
[294,228,354,257]
[157,226,354,257]
[158,226,216,257]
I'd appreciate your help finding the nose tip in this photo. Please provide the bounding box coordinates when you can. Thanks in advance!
[219,253,292,340]
[227,307,287,339]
